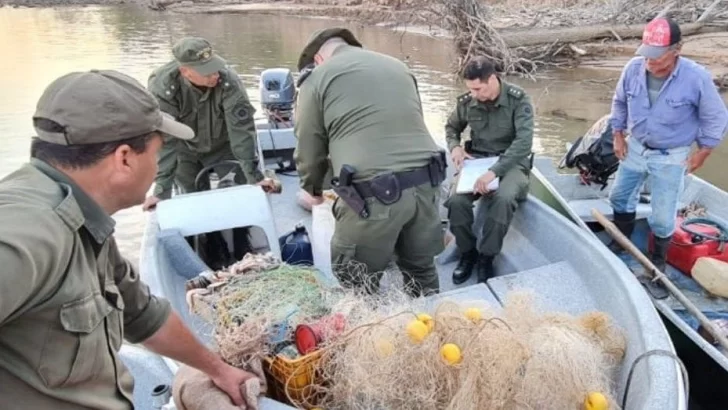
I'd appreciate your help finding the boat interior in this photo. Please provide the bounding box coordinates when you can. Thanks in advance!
[136,151,685,409]
[533,156,728,371]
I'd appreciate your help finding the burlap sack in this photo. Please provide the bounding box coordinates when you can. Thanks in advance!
[172,358,268,410]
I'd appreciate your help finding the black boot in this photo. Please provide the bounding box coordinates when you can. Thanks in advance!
[477,255,495,283]
[650,235,672,273]
[607,211,636,253]
[452,249,478,285]
[635,234,671,300]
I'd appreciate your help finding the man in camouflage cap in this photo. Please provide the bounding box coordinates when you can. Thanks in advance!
[143,37,275,211]
[294,27,448,297]
[0,70,263,408]
[445,56,534,285]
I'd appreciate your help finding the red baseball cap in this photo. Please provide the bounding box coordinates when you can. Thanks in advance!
[636,17,682,59]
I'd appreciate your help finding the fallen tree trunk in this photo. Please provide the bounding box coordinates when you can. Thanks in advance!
[501,22,728,48]
[426,0,728,77]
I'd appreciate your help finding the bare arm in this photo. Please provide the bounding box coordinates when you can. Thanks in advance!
[142,311,257,406]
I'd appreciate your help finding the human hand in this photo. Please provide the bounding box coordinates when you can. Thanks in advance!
[685,148,712,174]
[256,178,280,193]
[451,146,473,171]
[613,132,627,160]
[142,196,161,212]
[296,189,324,211]
[209,361,262,407]
[474,171,497,195]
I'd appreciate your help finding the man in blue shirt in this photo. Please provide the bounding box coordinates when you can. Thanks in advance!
[608,17,728,275]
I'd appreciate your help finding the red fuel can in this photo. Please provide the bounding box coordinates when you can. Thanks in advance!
[649,216,728,276]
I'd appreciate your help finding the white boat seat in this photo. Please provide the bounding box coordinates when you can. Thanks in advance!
[156,185,281,259]
[424,283,502,311]
[487,260,595,316]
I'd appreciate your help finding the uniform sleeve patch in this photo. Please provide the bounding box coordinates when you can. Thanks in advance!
[522,105,532,115]
[233,102,252,124]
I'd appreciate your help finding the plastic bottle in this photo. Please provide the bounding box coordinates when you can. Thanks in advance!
[279,223,314,266]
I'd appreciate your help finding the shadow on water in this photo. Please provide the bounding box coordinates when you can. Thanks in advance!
[1,4,727,259]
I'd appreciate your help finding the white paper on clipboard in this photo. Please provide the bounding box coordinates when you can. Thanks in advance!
[455,157,500,194]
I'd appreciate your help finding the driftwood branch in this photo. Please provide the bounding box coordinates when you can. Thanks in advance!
[424,0,728,76]
[697,0,725,22]
[501,22,721,48]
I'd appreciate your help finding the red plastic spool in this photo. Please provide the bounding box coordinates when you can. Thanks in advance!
[293,313,347,355]
[294,324,319,355]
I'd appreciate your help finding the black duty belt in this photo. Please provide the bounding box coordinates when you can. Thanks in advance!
[468,149,500,158]
[331,151,447,219]
[464,141,501,158]
[354,165,433,199]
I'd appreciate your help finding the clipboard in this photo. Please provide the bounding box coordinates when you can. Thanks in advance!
[455,157,499,194]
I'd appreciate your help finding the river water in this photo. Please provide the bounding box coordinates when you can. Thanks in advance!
[1,4,727,262]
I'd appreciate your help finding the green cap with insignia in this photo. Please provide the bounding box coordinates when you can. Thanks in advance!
[33,69,194,145]
[172,37,226,76]
[297,27,362,71]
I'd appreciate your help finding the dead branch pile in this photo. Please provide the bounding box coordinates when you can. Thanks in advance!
[486,0,728,28]
[423,0,728,76]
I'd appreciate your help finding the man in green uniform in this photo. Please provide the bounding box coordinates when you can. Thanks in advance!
[143,37,274,211]
[0,70,261,409]
[294,28,448,297]
[445,56,534,284]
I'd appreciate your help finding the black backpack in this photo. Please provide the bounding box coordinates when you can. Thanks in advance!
[559,115,620,190]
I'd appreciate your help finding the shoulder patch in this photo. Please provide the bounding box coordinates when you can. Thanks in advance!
[457,91,472,104]
[507,86,524,99]
[232,101,253,125]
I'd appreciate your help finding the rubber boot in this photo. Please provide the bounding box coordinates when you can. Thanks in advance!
[650,235,672,274]
[607,211,636,253]
[636,234,671,300]
[477,255,495,283]
[452,249,478,285]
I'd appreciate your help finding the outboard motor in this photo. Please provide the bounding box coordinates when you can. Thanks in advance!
[558,114,620,191]
[259,68,296,125]
[258,68,298,172]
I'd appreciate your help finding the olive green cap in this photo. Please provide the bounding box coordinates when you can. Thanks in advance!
[172,37,227,76]
[33,69,194,145]
[297,27,362,71]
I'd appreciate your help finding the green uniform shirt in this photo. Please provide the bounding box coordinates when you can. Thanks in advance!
[148,62,264,198]
[445,80,535,177]
[0,159,171,409]
[294,45,441,196]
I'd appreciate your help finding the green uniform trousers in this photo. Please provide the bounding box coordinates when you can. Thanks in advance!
[175,144,249,193]
[446,166,529,256]
[330,183,443,297]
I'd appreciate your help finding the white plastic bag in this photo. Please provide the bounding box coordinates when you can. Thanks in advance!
[311,199,336,282]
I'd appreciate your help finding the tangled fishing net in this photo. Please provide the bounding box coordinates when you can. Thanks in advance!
[306,288,627,410]
[186,253,627,410]
[186,253,343,367]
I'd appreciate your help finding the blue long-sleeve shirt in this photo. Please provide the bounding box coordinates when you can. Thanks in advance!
[610,56,728,149]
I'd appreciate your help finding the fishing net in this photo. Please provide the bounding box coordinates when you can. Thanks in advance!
[309,289,627,410]
[186,253,627,410]
[186,253,345,367]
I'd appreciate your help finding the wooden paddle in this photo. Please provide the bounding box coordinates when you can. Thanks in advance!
[591,208,728,355]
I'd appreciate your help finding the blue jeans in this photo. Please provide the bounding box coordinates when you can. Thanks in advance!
[609,137,690,238]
